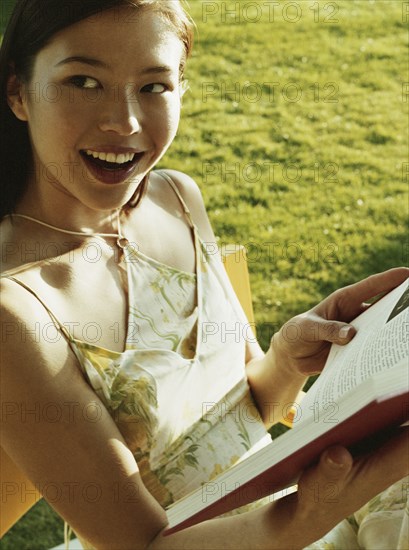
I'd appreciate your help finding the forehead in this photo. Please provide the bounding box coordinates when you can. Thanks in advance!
[36,7,184,72]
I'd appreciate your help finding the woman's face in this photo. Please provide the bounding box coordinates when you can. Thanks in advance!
[9,6,185,211]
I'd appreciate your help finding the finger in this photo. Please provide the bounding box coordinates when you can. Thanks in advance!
[320,445,354,478]
[321,320,356,345]
[299,445,353,488]
[298,445,353,505]
[340,269,408,312]
[315,268,409,322]
[344,268,408,303]
[298,314,357,346]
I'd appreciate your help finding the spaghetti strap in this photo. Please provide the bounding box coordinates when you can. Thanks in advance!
[2,275,73,343]
[155,170,204,359]
[157,170,196,230]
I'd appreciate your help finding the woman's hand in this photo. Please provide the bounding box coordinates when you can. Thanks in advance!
[246,267,408,427]
[272,267,409,377]
[268,429,409,548]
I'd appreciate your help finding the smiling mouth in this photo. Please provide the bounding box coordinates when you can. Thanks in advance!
[80,150,144,171]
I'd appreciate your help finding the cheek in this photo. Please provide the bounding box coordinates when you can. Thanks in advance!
[155,98,181,141]
[29,107,67,141]
[25,101,82,167]
[30,90,93,140]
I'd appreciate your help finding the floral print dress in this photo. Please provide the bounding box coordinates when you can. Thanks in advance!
[67,213,271,512]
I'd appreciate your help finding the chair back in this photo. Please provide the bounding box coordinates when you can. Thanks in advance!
[0,447,42,537]
[221,244,255,326]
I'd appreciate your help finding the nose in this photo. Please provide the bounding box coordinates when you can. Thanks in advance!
[98,87,142,135]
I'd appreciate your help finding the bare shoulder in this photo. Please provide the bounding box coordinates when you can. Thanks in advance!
[1,274,89,400]
[153,169,216,243]
[1,275,47,330]
[154,168,205,211]
[1,276,86,453]
[0,276,77,383]
[1,276,39,333]
[158,168,202,196]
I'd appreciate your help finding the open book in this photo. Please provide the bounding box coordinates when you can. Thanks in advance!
[165,279,409,535]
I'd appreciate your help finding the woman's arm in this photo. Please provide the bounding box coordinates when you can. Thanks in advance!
[0,278,168,548]
[2,266,408,550]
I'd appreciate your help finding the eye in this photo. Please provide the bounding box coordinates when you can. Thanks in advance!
[69,76,100,89]
[141,83,169,94]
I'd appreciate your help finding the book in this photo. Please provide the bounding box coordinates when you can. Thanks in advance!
[164,279,409,535]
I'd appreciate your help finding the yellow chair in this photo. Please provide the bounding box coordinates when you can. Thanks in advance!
[1,244,301,540]
[220,244,255,326]
[0,446,42,537]
[220,245,305,429]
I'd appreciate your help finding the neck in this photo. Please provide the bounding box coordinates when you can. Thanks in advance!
[16,182,123,236]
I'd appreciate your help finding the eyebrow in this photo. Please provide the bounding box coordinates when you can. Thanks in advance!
[55,56,109,69]
[55,56,174,75]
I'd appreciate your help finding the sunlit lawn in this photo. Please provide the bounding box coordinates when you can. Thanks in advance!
[1,0,407,547]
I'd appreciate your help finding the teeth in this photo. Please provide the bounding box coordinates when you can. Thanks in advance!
[84,150,136,164]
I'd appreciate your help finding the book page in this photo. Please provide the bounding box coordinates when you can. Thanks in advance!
[301,281,409,416]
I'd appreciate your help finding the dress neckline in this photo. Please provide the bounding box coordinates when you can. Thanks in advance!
[121,223,204,361]
[3,171,205,361]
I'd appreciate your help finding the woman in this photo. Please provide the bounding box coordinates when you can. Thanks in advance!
[1,1,408,548]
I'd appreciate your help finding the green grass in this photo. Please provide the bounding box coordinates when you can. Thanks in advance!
[172,0,408,346]
[1,500,65,550]
[1,0,408,547]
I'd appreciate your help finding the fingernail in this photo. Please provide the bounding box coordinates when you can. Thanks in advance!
[339,326,351,339]
[326,447,347,468]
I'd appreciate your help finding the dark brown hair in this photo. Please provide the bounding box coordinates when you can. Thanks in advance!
[0,0,194,219]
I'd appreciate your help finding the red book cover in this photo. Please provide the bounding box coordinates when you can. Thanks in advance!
[164,391,408,535]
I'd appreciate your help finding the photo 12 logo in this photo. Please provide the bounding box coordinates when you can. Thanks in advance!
[202,81,339,105]
[201,2,340,24]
